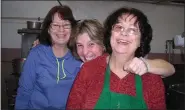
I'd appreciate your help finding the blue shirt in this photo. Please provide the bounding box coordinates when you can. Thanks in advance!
[15,44,82,109]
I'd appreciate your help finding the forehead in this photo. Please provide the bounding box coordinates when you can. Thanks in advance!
[76,33,91,42]
[52,13,70,23]
[117,13,138,26]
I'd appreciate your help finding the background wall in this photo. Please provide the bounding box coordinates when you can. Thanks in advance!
[2,1,184,53]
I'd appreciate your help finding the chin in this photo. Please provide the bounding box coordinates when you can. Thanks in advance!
[113,48,127,54]
[117,52,128,54]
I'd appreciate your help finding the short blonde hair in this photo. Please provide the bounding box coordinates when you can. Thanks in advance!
[68,19,105,60]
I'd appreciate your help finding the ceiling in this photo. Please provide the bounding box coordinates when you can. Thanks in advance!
[2,0,185,6]
[115,0,185,6]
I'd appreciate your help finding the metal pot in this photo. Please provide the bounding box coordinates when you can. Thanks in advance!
[27,21,42,29]
[12,58,26,74]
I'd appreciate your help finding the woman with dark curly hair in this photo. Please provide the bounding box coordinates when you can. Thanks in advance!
[67,7,166,109]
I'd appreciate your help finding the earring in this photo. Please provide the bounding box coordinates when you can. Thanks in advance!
[103,46,106,52]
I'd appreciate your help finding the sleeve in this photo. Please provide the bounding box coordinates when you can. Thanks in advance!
[15,50,38,109]
[66,64,89,109]
[143,74,166,109]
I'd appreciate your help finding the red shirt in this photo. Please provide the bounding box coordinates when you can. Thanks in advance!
[67,54,166,109]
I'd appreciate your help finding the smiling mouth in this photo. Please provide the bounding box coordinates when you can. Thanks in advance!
[117,39,130,45]
[85,56,95,61]
[56,34,66,38]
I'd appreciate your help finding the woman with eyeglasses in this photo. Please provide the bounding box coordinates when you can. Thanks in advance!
[15,5,82,109]
[67,7,166,109]
[33,19,175,77]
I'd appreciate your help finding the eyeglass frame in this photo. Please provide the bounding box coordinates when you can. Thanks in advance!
[112,24,140,36]
[50,22,72,30]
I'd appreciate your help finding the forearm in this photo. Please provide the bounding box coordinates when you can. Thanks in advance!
[146,59,175,77]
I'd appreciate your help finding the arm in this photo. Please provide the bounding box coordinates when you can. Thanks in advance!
[124,57,175,78]
[66,65,89,109]
[145,59,175,78]
[15,50,37,109]
[143,74,166,109]
[32,39,40,48]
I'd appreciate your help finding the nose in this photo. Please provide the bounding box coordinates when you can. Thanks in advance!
[120,29,128,37]
[82,46,89,56]
[58,26,65,32]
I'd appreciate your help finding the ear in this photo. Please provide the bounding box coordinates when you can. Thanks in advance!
[48,29,51,34]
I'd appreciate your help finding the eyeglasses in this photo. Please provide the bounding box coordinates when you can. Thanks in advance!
[112,24,139,36]
[50,23,71,30]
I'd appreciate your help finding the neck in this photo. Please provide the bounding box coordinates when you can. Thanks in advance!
[109,52,134,78]
[52,44,68,58]
[110,52,134,68]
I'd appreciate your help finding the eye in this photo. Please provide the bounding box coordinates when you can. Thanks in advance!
[63,24,71,29]
[128,28,138,34]
[89,42,95,47]
[51,24,59,28]
[113,24,123,31]
[76,44,83,47]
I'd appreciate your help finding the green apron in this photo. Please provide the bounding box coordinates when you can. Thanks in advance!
[94,64,147,109]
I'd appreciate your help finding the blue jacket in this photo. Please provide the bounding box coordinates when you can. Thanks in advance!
[15,44,82,109]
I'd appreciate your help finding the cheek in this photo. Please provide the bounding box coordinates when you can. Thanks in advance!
[92,46,104,56]
[77,48,83,56]
[77,47,85,60]
[66,29,71,35]
[110,36,116,48]
[77,49,86,62]
[110,32,118,44]
[133,36,141,47]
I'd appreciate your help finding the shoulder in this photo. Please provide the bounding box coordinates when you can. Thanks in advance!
[82,53,108,70]
[26,44,47,59]
[141,73,162,83]
[30,44,56,59]
[28,44,49,57]
[141,73,165,90]
[30,44,48,52]
[78,54,108,79]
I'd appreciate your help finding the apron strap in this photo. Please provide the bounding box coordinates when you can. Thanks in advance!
[103,64,111,91]
[135,75,144,99]
[104,60,144,100]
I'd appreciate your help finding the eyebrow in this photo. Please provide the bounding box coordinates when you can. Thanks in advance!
[76,42,82,44]
[76,40,96,44]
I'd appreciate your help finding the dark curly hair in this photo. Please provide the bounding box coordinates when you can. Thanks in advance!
[104,7,153,57]
[39,5,77,45]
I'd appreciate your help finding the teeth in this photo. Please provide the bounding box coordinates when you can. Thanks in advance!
[57,34,65,36]
[85,56,95,61]
[117,39,129,44]
[57,34,66,39]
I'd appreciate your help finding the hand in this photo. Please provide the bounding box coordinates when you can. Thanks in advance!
[32,39,40,48]
[124,57,148,76]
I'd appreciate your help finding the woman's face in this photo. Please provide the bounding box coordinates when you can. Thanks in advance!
[110,14,141,55]
[49,13,72,46]
[76,33,104,62]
